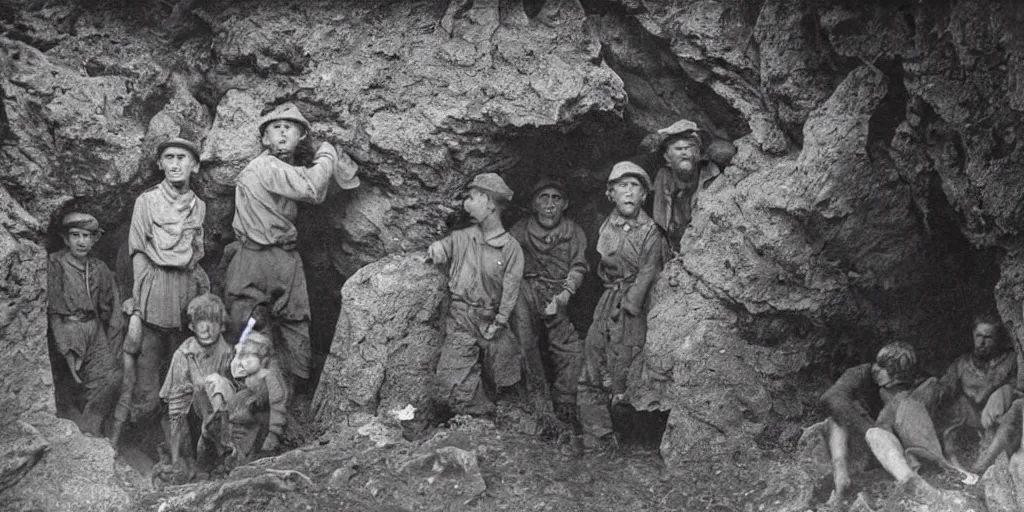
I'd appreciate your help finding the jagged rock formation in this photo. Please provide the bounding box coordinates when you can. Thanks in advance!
[3,0,1024,510]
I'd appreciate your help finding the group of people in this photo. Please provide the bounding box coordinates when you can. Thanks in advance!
[57,97,1019,504]
[48,102,358,479]
[822,317,1024,505]
[426,119,718,451]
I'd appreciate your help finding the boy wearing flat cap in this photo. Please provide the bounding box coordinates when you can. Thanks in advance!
[509,177,587,431]
[651,119,721,249]
[114,137,209,443]
[577,162,668,450]
[225,102,359,402]
[48,212,125,437]
[428,173,525,416]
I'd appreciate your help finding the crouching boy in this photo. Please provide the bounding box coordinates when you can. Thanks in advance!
[158,293,234,477]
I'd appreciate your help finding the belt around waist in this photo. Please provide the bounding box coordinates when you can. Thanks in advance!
[450,296,496,312]
[523,274,561,283]
[603,279,634,290]
[60,311,98,322]
[242,239,297,252]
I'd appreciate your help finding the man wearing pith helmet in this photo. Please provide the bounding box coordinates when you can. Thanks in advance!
[225,102,360,404]
[652,119,721,248]
[428,172,525,416]
[114,136,209,446]
[577,161,668,451]
[509,177,587,438]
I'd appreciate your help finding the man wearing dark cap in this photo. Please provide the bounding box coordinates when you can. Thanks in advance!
[578,162,668,450]
[224,102,359,402]
[48,212,124,437]
[510,177,587,435]
[428,173,524,416]
[114,137,209,445]
[651,119,721,249]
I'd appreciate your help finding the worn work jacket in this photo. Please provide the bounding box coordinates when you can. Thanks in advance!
[159,335,234,419]
[651,161,721,246]
[595,210,666,315]
[428,225,524,326]
[47,249,123,357]
[509,216,588,296]
[232,142,355,246]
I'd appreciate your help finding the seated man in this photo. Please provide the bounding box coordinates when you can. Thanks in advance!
[821,342,976,505]
[937,314,1017,473]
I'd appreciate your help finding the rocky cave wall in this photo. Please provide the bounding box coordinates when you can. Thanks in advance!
[1,0,1022,482]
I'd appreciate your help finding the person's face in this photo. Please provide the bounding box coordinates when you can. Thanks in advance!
[663,138,701,177]
[870,362,892,388]
[231,351,263,378]
[261,120,306,157]
[532,187,567,229]
[463,188,495,224]
[973,322,1000,360]
[190,319,224,346]
[158,147,198,187]
[609,176,647,218]
[62,227,97,260]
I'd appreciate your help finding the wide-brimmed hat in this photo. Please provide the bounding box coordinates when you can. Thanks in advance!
[156,137,200,161]
[259,102,312,133]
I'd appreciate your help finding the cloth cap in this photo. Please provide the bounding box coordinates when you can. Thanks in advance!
[468,173,514,202]
[156,137,201,161]
[607,161,652,190]
[529,177,567,200]
[61,212,102,234]
[657,118,712,151]
[259,102,312,133]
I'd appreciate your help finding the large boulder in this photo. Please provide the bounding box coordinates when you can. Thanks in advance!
[314,252,447,425]
[0,415,129,512]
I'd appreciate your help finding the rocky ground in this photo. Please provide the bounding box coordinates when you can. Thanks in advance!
[118,405,994,512]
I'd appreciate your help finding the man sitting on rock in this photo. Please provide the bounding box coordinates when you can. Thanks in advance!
[428,173,524,417]
[510,177,587,440]
[822,342,977,506]
[936,314,1018,474]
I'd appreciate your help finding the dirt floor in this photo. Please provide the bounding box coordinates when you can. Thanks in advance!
[116,401,991,512]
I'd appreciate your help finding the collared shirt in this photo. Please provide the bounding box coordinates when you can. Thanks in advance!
[160,335,235,418]
[651,162,721,246]
[937,350,1017,406]
[129,180,206,268]
[233,143,354,246]
[428,225,525,325]
[594,210,667,313]
[509,216,588,295]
